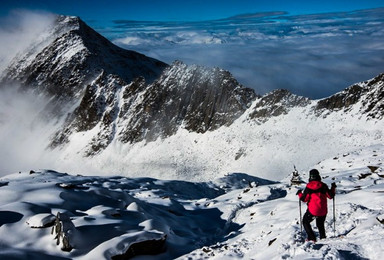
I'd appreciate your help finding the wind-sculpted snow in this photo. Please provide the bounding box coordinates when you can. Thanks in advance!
[0,145,383,259]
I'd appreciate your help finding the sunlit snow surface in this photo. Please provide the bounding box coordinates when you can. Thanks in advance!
[0,145,383,259]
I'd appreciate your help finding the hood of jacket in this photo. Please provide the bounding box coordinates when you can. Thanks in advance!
[307,180,323,190]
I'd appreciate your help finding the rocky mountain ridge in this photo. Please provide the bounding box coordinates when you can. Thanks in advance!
[315,73,384,119]
[0,15,167,116]
[0,15,383,174]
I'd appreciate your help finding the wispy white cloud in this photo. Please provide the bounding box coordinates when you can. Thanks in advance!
[0,9,55,73]
[0,86,56,176]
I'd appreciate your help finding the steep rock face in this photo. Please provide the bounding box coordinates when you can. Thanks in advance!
[52,61,257,155]
[2,14,384,162]
[248,89,310,122]
[315,73,384,119]
[50,71,126,154]
[0,16,167,101]
[117,61,257,144]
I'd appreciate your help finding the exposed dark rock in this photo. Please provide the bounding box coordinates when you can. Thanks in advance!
[111,234,167,260]
[118,62,257,144]
[51,60,257,154]
[51,212,76,252]
[316,84,364,111]
[315,73,384,119]
[0,182,9,187]
[358,173,371,180]
[57,183,89,190]
[248,89,310,121]
[0,16,167,101]
[367,166,379,173]
[290,166,304,186]
[268,238,277,246]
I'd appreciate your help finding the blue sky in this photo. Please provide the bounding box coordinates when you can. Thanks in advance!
[1,0,384,22]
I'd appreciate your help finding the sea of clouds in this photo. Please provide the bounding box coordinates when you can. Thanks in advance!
[97,9,384,99]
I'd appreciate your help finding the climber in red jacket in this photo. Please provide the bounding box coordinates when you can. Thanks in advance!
[297,169,336,242]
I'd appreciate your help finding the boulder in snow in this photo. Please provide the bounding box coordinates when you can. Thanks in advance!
[26,213,56,228]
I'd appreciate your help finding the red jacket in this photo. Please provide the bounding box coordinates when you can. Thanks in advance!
[298,181,335,216]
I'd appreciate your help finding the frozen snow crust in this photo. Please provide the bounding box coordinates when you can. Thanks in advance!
[0,144,383,259]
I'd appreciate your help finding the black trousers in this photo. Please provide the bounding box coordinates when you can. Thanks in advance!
[303,210,326,241]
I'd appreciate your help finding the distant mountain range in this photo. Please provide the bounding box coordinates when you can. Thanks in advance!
[0,15,383,180]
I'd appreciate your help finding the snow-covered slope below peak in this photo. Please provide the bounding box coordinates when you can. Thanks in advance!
[49,61,257,156]
[49,81,383,182]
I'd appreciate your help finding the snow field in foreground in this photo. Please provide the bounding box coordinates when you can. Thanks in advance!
[0,144,383,259]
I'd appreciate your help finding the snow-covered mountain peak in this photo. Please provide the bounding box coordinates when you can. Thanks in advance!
[0,15,167,100]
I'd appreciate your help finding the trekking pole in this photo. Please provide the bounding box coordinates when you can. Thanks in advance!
[299,199,303,238]
[333,195,336,237]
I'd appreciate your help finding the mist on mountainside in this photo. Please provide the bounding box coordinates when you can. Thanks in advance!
[0,10,383,182]
[0,10,56,72]
[0,87,57,175]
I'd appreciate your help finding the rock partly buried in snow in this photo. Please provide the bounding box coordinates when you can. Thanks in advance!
[51,212,76,252]
[103,231,167,260]
[26,213,56,228]
[367,165,379,173]
[126,202,142,212]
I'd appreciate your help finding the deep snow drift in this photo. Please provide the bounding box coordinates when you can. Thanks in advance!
[0,144,383,259]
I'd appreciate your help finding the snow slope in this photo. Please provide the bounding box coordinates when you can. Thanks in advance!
[49,81,383,182]
[0,145,383,259]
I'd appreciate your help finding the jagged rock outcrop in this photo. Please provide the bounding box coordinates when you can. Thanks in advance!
[117,61,256,144]
[51,212,76,252]
[248,89,310,122]
[315,73,384,119]
[111,232,167,260]
[51,61,257,155]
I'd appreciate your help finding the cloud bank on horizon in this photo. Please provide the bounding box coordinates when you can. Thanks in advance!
[0,6,384,98]
[106,9,384,98]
